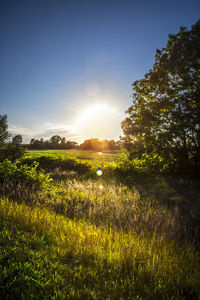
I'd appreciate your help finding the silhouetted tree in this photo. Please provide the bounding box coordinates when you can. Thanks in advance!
[0,114,25,161]
[122,20,200,174]
[12,134,22,144]
[29,136,78,150]
[108,140,118,150]
[79,138,119,151]
[50,135,62,145]
[30,138,35,145]
[66,141,78,149]
[61,137,66,145]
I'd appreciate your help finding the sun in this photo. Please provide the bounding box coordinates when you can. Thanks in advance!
[74,103,122,141]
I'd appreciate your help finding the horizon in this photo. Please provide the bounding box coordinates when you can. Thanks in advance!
[1,0,200,143]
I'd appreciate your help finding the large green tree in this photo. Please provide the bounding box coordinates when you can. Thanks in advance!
[122,20,200,174]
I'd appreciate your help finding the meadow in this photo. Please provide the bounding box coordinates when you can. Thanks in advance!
[0,149,200,299]
[25,149,119,163]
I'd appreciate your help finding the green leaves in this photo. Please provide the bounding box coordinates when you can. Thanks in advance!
[122,19,200,175]
[0,143,25,162]
[0,159,52,186]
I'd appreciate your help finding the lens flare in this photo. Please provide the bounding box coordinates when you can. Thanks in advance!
[96,168,102,176]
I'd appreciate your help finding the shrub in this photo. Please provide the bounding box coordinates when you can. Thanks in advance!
[0,159,52,186]
[0,144,25,162]
[22,156,92,176]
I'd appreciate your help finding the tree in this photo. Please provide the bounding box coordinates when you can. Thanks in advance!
[0,114,10,144]
[12,134,22,144]
[30,138,35,145]
[79,138,118,151]
[121,20,200,174]
[61,137,66,145]
[50,135,62,145]
[66,141,78,149]
[108,140,118,151]
[79,139,95,150]
[0,115,25,161]
[29,136,78,149]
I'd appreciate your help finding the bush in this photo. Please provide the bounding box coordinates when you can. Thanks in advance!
[22,156,92,175]
[0,159,52,186]
[0,144,25,162]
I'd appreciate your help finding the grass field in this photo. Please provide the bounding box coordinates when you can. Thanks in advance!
[25,149,120,163]
[0,149,200,299]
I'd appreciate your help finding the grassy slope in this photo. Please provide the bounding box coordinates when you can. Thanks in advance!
[0,150,200,299]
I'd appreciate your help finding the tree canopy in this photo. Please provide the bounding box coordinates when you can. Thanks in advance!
[121,20,200,175]
[12,134,22,145]
[0,114,25,161]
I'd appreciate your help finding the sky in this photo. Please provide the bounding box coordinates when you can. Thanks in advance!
[0,0,200,143]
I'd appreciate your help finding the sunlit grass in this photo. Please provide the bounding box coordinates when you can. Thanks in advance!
[1,150,200,298]
[1,197,200,299]
[25,149,119,163]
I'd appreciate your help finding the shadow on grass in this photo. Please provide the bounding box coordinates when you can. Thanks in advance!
[122,174,200,249]
[5,156,200,250]
[22,156,92,175]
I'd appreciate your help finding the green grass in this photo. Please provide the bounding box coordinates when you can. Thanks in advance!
[0,150,200,299]
[1,198,200,299]
[25,149,119,163]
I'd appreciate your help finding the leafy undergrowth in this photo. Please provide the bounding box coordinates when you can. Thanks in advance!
[0,159,52,186]
[1,197,200,299]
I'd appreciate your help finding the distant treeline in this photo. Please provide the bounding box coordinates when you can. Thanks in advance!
[29,136,121,151]
[29,136,78,150]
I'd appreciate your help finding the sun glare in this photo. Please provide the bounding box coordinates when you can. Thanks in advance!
[74,103,122,141]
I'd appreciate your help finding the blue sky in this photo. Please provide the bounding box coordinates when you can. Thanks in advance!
[0,0,200,143]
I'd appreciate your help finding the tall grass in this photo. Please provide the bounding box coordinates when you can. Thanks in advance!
[0,150,200,299]
[1,197,200,299]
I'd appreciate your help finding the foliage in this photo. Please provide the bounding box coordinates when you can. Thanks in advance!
[29,136,78,150]
[29,136,121,151]
[116,151,169,176]
[0,159,52,186]
[0,114,25,161]
[50,134,62,145]
[0,114,10,144]
[0,143,26,162]
[12,134,22,144]
[79,138,120,151]
[22,155,92,177]
[121,20,200,176]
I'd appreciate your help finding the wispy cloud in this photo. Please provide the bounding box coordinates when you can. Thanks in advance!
[35,128,79,140]
[8,122,80,144]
